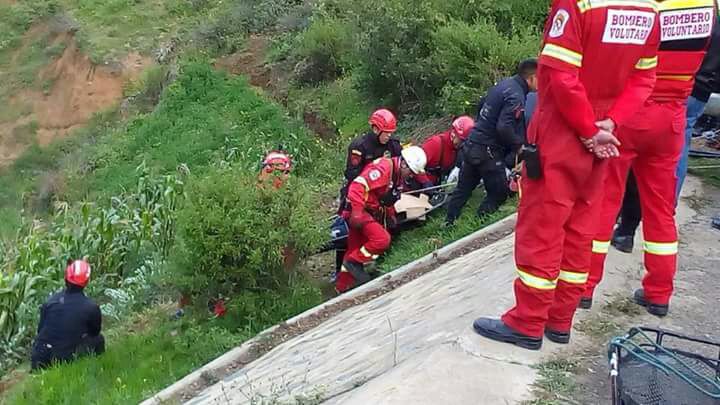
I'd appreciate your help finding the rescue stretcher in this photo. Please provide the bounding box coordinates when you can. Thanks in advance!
[320,183,455,253]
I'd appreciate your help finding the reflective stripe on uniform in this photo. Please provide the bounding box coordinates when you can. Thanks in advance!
[360,246,379,260]
[657,74,693,81]
[635,56,658,70]
[644,241,678,256]
[541,44,583,67]
[353,176,370,191]
[659,0,717,11]
[558,270,589,285]
[592,240,611,254]
[517,268,558,290]
[577,0,659,13]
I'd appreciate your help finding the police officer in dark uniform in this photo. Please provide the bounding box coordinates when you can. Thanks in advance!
[445,59,538,225]
[31,259,105,371]
[338,108,403,214]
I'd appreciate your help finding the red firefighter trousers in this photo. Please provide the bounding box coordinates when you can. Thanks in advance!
[501,106,608,338]
[584,100,685,305]
[336,220,391,291]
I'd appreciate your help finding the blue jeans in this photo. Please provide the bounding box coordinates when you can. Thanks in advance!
[676,96,706,199]
[525,92,537,125]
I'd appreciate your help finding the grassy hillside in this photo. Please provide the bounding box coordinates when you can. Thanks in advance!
[1,0,550,403]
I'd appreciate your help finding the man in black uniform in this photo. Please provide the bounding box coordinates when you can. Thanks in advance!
[445,59,538,225]
[31,259,105,371]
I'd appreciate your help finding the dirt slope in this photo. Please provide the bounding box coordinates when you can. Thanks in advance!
[0,26,150,167]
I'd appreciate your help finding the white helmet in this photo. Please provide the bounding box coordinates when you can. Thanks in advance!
[401,145,427,174]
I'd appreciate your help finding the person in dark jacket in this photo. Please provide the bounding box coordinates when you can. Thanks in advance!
[611,20,720,252]
[31,259,105,371]
[445,58,538,225]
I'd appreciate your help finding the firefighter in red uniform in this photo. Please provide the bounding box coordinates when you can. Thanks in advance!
[257,150,292,189]
[335,146,427,293]
[581,0,717,317]
[473,0,661,350]
[412,116,474,191]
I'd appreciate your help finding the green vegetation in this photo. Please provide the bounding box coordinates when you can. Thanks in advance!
[0,0,553,402]
[527,358,582,405]
[6,283,321,404]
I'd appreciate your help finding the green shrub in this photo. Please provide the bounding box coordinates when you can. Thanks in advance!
[352,0,439,107]
[173,170,326,300]
[431,19,541,113]
[292,17,354,85]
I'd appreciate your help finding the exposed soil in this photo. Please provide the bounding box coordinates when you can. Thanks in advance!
[215,35,339,140]
[0,24,151,167]
[164,219,517,403]
[0,369,26,396]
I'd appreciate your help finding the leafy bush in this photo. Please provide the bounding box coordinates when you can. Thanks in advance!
[430,20,540,113]
[292,17,354,85]
[352,0,439,107]
[173,170,326,300]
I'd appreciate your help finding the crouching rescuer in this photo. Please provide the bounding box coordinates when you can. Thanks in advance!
[31,259,105,370]
[335,146,428,293]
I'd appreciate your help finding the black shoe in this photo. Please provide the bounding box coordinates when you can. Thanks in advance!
[712,217,720,231]
[544,328,570,344]
[633,289,669,317]
[472,318,542,351]
[578,297,593,310]
[611,233,634,254]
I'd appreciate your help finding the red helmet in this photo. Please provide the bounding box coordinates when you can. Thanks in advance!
[262,151,292,173]
[451,116,475,141]
[369,109,397,133]
[65,260,91,288]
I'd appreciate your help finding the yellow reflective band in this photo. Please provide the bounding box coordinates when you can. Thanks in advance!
[541,44,583,67]
[577,0,659,13]
[635,56,658,70]
[360,246,379,259]
[657,74,693,81]
[592,240,611,254]
[659,0,716,11]
[353,176,370,191]
[559,270,589,285]
[644,241,678,256]
[517,268,558,290]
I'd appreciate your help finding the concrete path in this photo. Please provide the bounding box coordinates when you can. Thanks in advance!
[187,179,699,405]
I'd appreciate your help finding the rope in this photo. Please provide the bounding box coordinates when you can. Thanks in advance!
[609,327,720,399]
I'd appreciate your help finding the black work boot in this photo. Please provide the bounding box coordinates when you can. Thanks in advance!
[633,289,669,317]
[544,328,571,344]
[472,318,542,350]
[342,261,371,285]
[712,216,720,231]
[611,230,634,254]
[578,297,593,310]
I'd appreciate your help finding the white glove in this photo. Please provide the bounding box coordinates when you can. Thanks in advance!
[447,167,460,184]
[505,168,512,179]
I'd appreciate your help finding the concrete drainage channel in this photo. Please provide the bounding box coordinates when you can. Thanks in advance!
[141,214,518,405]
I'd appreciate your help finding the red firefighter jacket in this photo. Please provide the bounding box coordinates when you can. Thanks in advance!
[415,131,458,186]
[652,0,717,101]
[538,0,661,138]
[347,157,399,220]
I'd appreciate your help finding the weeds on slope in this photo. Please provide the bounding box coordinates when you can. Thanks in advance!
[5,284,322,404]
